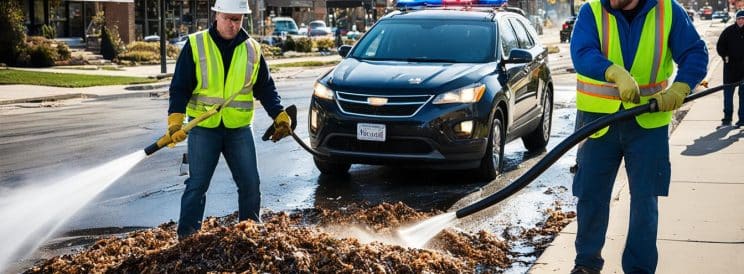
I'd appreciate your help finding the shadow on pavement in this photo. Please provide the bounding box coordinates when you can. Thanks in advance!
[681,127,743,156]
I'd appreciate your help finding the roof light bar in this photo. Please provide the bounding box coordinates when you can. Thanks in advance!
[395,0,507,8]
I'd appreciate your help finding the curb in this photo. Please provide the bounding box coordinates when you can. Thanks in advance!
[125,82,170,91]
[0,93,94,105]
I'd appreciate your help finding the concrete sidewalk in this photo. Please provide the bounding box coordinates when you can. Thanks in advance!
[530,59,744,272]
[0,55,340,105]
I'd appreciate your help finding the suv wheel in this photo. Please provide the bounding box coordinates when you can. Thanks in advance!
[313,157,351,175]
[522,90,552,152]
[476,109,505,181]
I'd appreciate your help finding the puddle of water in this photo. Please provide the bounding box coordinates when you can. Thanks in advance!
[0,151,147,272]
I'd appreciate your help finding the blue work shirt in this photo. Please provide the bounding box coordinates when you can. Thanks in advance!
[570,0,708,89]
[168,24,283,119]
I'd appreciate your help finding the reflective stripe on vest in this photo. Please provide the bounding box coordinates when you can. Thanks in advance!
[577,80,668,99]
[577,0,673,137]
[187,31,261,128]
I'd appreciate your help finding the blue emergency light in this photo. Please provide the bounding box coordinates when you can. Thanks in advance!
[395,0,506,8]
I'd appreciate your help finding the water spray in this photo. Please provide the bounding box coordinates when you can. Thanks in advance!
[396,82,739,247]
[0,85,253,272]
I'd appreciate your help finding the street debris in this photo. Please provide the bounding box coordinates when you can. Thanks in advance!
[25,202,574,273]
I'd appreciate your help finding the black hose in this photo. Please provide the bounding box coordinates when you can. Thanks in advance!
[455,82,735,219]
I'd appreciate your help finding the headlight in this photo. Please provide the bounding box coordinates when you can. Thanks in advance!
[313,81,334,100]
[432,84,486,104]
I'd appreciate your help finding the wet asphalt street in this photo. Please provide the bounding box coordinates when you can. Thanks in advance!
[0,28,580,271]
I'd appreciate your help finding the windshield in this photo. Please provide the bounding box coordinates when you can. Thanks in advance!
[350,19,495,63]
[274,20,298,31]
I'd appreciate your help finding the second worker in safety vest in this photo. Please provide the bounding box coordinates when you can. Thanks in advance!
[166,0,291,240]
[570,0,707,273]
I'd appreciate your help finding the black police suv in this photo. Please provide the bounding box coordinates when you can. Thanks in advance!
[308,8,553,181]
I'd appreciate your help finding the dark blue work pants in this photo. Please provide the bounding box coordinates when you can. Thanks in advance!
[573,111,671,274]
[177,125,261,238]
[722,82,744,123]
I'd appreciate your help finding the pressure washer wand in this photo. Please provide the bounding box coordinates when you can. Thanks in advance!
[144,84,252,156]
[454,82,735,219]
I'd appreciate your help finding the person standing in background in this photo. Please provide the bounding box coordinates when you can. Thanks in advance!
[715,10,744,128]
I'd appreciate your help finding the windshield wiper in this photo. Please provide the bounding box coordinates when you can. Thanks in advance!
[405,57,458,63]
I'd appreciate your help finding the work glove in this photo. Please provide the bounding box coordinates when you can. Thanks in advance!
[651,82,690,112]
[605,64,640,104]
[270,110,292,142]
[167,113,187,148]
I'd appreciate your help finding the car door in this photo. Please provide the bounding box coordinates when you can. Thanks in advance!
[499,17,531,127]
[509,17,545,125]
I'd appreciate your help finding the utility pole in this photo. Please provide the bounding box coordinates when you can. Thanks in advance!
[159,0,166,74]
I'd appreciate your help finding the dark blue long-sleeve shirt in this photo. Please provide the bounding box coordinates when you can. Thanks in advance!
[168,24,283,119]
[570,0,708,89]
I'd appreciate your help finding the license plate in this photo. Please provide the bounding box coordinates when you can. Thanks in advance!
[357,123,386,142]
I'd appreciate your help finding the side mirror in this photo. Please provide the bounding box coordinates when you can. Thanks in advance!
[338,45,352,57]
[503,48,533,64]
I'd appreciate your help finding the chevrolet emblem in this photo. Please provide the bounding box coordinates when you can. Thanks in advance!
[367,97,388,106]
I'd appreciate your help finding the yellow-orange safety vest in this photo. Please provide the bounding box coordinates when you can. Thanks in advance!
[186,31,261,128]
[576,0,673,138]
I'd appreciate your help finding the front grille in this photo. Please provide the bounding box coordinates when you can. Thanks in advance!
[326,136,433,154]
[335,91,432,118]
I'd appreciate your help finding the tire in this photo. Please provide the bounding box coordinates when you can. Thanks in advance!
[475,109,505,181]
[522,89,552,152]
[313,157,351,175]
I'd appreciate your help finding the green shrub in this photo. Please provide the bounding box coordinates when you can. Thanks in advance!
[57,43,71,60]
[261,44,282,57]
[15,36,70,67]
[166,44,180,58]
[0,1,26,65]
[282,36,296,52]
[123,41,179,59]
[118,50,159,62]
[41,24,56,39]
[127,41,160,52]
[294,37,313,52]
[100,26,118,60]
[314,38,335,51]
[29,45,57,67]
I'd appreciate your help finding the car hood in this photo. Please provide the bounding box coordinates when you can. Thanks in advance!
[327,58,490,91]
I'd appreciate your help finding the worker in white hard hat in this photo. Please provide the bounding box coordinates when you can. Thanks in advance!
[166,0,292,240]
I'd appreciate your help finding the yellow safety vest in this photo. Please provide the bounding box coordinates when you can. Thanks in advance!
[186,31,261,128]
[576,0,673,138]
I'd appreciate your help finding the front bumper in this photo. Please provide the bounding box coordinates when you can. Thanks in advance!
[308,97,492,169]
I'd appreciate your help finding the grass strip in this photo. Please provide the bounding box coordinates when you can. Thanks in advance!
[0,69,156,88]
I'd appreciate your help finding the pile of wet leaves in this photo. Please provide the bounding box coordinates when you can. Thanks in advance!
[26,202,574,273]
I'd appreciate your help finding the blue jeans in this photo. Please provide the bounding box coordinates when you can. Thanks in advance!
[573,111,671,273]
[177,125,261,238]
[722,82,744,123]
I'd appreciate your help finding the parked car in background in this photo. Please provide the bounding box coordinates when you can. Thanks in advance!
[169,35,188,49]
[701,6,713,20]
[686,9,695,21]
[144,35,160,42]
[712,10,730,22]
[308,20,331,36]
[271,17,299,36]
[559,16,575,43]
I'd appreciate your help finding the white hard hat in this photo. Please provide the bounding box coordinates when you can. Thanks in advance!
[212,0,251,14]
